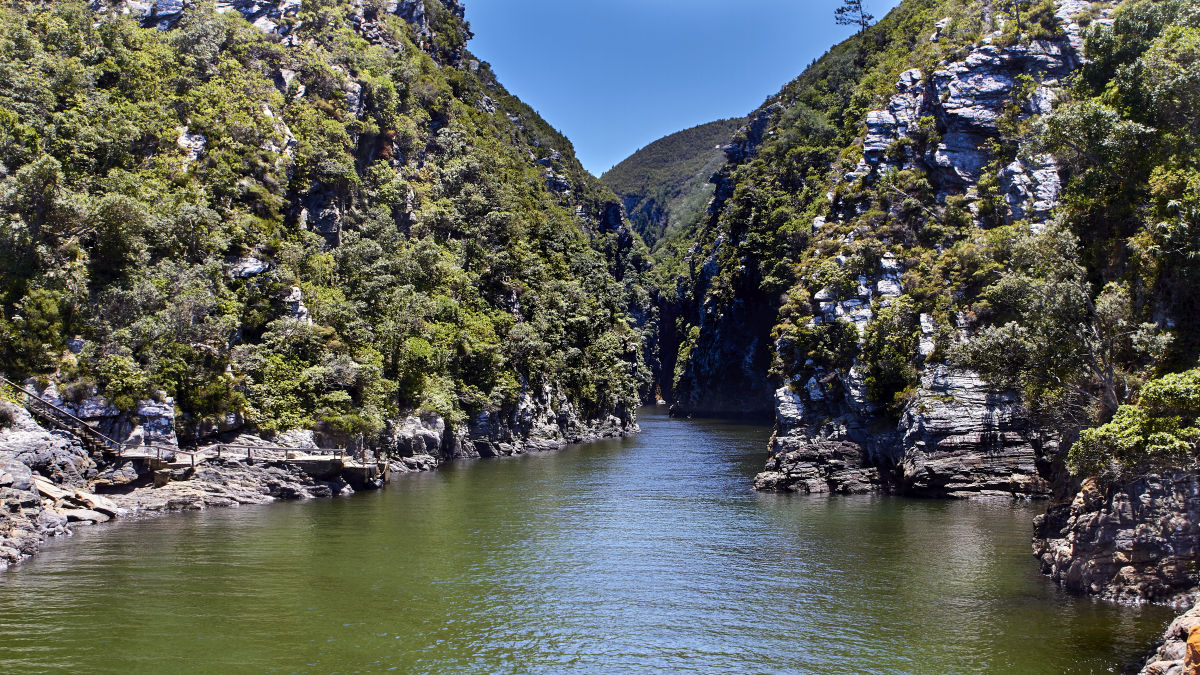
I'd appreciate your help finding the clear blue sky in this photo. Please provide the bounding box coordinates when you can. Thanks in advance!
[463,0,904,175]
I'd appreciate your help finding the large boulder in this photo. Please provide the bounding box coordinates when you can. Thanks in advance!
[382,415,446,458]
[1141,606,1200,674]
[0,406,95,488]
[0,457,32,491]
[755,438,882,494]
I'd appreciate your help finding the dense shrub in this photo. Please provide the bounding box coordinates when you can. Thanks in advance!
[0,1,647,437]
[1069,369,1200,479]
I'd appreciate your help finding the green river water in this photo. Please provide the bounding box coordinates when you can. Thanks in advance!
[0,408,1176,673]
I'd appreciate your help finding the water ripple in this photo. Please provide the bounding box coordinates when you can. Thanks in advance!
[0,409,1175,673]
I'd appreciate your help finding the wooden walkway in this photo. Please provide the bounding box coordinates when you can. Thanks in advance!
[0,376,384,481]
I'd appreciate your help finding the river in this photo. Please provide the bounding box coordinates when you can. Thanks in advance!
[0,408,1175,673]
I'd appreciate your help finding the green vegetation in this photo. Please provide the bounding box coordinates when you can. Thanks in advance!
[1,0,1195,483]
[660,0,1200,485]
[960,0,1200,445]
[0,1,647,439]
[1069,369,1200,480]
[955,224,1170,431]
[861,295,921,418]
[835,0,876,32]
[600,118,744,247]
[659,0,1001,416]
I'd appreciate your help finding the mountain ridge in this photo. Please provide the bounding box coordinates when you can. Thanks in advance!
[600,118,744,247]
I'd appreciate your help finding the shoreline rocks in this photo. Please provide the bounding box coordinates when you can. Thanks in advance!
[898,367,1054,499]
[754,366,1053,500]
[0,399,637,572]
[1140,606,1200,675]
[1033,473,1200,608]
[753,386,890,494]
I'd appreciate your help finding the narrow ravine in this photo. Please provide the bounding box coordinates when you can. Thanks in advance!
[0,409,1173,673]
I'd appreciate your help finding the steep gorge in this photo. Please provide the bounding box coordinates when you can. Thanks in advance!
[624,0,1100,493]
[610,0,1200,645]
[3,0,1200,666]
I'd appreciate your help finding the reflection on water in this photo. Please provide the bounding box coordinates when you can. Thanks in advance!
[0,408,1174,673]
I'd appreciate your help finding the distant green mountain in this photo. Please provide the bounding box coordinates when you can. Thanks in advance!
[601,119,744,247]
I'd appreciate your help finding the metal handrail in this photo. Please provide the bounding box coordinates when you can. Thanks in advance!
[1,376,360,469]
[212,444,346,462]
[0,376,122,450]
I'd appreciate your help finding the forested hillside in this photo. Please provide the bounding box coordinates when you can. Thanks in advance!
[654,0,1001,418]
[0,0,651,449]
[600,118,743,247]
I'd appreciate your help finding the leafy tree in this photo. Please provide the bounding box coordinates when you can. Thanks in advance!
[95,353,150,411]
[1136,26,1200,131]
[835,0,875,33]
[1,288,67,373]
[997,0,1033,32]
[861,295,921,418]
[955,225,1171,430]
[1068,369,1200,479]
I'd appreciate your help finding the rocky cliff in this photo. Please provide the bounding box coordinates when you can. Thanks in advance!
[680,0,1106,498]
[754,366,1054,499]
[653,0,1101,428]
[0,399,394,570]
[1033,474,1200,607]
[734,0,1200,662]
[0,403,111,568]
[1141,606,1200,675]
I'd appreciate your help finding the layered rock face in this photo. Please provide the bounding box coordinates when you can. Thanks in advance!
[754,366,1053,499]
[750,2,1108,499]
[1033,473,1200,607]
[753,376,895,494]
[754,387,886,494]
[0,405,102,569]
[898,367,1054,498]
[853,39,1074,193]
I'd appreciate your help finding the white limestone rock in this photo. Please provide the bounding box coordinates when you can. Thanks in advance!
[899,366,1051,498]
[229,257,269,278]
[285,286,312,324]
[176,127,206,162]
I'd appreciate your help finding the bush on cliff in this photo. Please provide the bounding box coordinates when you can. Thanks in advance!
[1068,369,1200,480]
[958,0,1199,444]
[955,223,1171,430]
